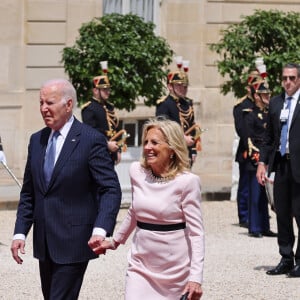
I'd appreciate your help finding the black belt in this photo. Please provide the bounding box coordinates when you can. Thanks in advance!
[137,221,186,231]
[277,152,291,160]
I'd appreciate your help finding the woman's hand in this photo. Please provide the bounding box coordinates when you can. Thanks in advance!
[181,281,203,300]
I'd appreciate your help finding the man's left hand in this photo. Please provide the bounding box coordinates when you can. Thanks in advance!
[88,235,106,255]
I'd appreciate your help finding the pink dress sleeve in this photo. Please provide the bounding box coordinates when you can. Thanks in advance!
[181,174,205,283]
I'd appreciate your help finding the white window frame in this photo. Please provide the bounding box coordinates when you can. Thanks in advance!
[103,0,161,33]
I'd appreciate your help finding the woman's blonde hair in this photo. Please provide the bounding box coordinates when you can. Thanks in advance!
[140,117,190,177]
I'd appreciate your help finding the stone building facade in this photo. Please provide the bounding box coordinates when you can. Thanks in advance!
[0,0,299,198]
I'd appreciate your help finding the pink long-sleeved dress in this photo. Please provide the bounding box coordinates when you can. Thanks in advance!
[114,162,204,300]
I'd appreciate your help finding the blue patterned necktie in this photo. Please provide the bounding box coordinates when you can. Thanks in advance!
[280,97,292,156]
[44,131,60,185]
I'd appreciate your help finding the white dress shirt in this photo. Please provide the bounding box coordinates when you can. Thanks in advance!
[286,89,300,153]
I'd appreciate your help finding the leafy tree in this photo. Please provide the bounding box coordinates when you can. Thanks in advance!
[62,13,173,111]
[210,10,300,98]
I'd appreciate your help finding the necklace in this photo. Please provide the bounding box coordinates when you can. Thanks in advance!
[148,170,173,184]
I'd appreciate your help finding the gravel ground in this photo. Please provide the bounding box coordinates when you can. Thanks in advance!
[1,200,299,300]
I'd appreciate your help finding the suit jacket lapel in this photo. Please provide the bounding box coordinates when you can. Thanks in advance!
[47,119,81,189]
[39,128,51,191]
[275,95,285,137]
[290,94,300,127]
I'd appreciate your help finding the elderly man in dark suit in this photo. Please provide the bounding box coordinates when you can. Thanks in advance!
[11,78,122,299]
[257,63,300,277]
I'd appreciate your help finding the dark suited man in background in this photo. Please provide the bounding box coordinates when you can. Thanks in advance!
[257,63,300,277]
[11,78,122,299]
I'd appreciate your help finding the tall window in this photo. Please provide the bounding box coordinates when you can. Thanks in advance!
[103,0,157,24]
[103,0,122,14]
[122,119,147,147]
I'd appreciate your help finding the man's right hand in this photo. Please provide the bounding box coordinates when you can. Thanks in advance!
[184,135,195,147]
[256,163,267,186]
[11,239,25,264]
[107,141,119,152]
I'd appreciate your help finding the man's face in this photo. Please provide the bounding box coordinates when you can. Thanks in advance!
[282,67,300,96]
[171,83,188,98]
[99,87,111,101]
[40,84,72,130]
[260,93,270,106]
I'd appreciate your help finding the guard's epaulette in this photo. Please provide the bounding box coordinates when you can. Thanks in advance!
[234,95,247,106]
[81,101,91,110]
[242,108,253,113]
[184,97,193,104]
[156,95,167,105]
[106,100,114,107]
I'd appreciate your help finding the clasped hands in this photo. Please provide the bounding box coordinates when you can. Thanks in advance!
[88,235,118,255]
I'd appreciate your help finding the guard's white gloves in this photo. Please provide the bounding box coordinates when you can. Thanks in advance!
[0,150,7,164]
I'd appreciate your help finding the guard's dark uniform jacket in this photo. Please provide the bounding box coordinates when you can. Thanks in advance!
[233,95,254,225]
[81,98,120,162]
[243,105,268,170]
[243,104,271,234]
[233,96,255,163]
[156,94,197,165]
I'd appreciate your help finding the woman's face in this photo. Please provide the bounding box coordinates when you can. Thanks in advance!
[143,127,174,175]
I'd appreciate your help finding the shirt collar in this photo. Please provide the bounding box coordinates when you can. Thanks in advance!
[285,88,300,101]
[51,115,74,139]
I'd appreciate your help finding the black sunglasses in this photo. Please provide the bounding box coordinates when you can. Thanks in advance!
[282,76,297,82]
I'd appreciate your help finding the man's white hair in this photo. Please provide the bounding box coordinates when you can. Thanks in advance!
[41,78,77,107]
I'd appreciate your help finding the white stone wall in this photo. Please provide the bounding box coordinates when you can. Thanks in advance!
[1,0,299,196]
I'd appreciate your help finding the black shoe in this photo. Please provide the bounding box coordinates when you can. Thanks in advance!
[239,222,248,228]
[266,261,294,275]
[287,265,300,278]
[262,230,277,237]
[248,232,263,238]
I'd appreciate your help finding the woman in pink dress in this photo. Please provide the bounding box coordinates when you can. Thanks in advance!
[92,117,204,300]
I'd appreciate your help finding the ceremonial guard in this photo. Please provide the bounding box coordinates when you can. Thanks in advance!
[156,57,202,167]
[233,71,260,228]
[242,73,276,238]
[82,61,127,165]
